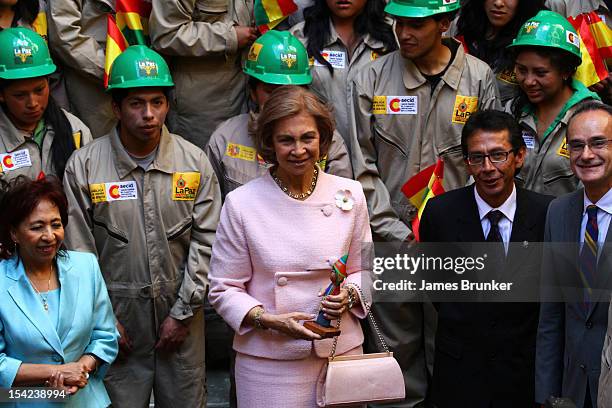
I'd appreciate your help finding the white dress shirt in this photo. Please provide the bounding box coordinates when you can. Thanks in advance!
[474,184,517,253]
[580,187,612,257]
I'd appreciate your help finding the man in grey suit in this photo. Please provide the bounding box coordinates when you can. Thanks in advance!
[537,102,612,408]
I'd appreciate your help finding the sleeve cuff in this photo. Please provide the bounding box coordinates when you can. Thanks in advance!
[344,275,368,320]
[225,26,239,58]
[169,298,196,320]
[0,356,22,387]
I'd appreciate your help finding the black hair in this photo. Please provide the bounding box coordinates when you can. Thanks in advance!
[433,10,459,22]
[510,46,580,117]
[455,0,546,71]
[14,0,39,26]
[44,96,76,180]
[0,78,76,180]
[461,109,525,157]
[0,0,40,28]
[567,101,612,136]
[303,0,397,75]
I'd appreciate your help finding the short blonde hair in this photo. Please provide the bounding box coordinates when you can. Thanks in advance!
[254,86,335,165]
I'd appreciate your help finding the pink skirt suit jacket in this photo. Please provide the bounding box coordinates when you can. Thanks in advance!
[209,171,372,405]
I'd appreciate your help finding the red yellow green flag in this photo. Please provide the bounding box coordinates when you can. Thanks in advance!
[116,0,152,46]
[569,12,612,87]
[401,159,445,242]
[254,0,297,33]
[104,14,128,88]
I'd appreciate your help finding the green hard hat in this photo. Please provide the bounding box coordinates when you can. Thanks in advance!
[385,0,460,18]
[244,30,312,85]
[107,45,174,91]
[508,10,582,63]
[0,27,56,80]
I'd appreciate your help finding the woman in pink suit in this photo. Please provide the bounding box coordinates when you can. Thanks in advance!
[209,86,372,408]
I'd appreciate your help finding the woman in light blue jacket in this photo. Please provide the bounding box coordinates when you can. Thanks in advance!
[0,176,118,407]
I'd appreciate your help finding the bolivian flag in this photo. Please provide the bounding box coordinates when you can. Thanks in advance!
[104,15,128,88]
[401,159,445,242]
[116,0,152,46]
[569,12,612,87]
[254,0,297,33]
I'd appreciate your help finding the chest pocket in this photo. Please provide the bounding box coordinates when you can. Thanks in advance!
[222,160,266,194]
[539,136,577,195]
[194,0,229,22]
[437,145,468,191]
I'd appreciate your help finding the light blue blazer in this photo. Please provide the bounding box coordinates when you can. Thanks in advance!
[0,250,119,407]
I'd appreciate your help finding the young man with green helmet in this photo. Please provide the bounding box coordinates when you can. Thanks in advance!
[205,30,352,200]
[505,10,600,198]
[348,0,499,406]
[0,27,92,183]
[62,45,222,408]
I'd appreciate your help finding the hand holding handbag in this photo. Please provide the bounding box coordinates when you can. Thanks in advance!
[316,285,406,407]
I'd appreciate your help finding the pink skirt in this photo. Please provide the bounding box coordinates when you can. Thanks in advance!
[235,346,363,408]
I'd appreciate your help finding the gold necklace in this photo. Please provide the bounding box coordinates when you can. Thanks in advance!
[27,265,53,312]
[272,166,319,200]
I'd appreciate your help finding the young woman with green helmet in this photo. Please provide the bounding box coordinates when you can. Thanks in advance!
[506,10,600,196]
[0,27,91,182]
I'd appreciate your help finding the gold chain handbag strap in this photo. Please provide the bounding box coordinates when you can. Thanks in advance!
[329,284,390,359]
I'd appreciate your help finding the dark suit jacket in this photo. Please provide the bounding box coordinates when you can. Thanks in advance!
[536,189,612,406]
[419,185,553,408]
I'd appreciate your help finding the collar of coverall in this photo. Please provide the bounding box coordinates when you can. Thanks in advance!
[0,105,42,152]
[324,19,385,51]
[401,37,463,91]
[110,124,175,178]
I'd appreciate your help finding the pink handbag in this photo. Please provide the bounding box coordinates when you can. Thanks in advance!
[315,286,405,407]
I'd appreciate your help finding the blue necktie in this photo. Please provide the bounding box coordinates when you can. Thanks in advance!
[580,205,599,309]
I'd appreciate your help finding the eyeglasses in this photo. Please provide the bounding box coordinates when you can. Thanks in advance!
[567,138,612,154]
[466,149,516,166]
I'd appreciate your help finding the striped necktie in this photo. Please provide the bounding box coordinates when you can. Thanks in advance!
[580,205,599,308]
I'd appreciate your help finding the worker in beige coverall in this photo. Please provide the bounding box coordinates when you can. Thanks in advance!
[150,0,258,149]
[47,0,115,137]
[63,46,221,408]
[0,27,92,184]
[206,30,353,200]
[348,0,499,406]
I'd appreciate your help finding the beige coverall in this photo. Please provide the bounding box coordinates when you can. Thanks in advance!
[290,20,392,152]
[47,0,116,137]
[350,39,500,242]
[349,39,499,408]
[205,112,354,199]
[63,127,221,408]
[0,107,92,183]
[150,0,253,149]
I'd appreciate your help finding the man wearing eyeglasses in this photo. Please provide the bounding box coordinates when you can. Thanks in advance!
[418,110,553,407]
[537,102,612,408]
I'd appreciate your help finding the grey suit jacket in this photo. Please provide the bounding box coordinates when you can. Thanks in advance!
[599,299,612,407]
[536,188,612,406]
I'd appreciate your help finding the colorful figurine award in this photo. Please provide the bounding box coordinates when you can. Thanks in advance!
[304,255,348,338]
